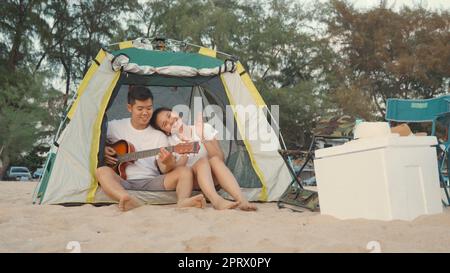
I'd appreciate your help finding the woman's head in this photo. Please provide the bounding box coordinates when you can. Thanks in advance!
[149,107,180,135]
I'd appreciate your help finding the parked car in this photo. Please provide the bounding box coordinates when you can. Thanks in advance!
[33,168,44,179]
[5,166,32,181]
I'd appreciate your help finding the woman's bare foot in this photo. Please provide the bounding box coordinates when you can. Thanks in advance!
[238,201,257,211]
[212,197,240,210]
[177,194,206,208]
[118,194,142,212]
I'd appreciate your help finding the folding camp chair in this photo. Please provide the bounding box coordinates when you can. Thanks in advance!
[276,115,356,212]
[385,95,450,206]
[277,144,318,212]
[277,134,352,212]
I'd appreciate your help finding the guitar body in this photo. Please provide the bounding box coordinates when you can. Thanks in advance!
[109,140,136,180]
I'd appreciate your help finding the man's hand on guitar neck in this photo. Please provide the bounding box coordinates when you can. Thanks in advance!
[156,147,176,173]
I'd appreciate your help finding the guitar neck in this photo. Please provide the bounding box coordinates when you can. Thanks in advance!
[118,146,174,163]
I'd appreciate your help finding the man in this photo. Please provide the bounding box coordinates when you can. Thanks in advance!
[95,86,206,211]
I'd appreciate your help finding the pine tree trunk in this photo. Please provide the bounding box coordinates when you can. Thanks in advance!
[0,152,10,180]
[7,1,26,71]
[64,69,71,107]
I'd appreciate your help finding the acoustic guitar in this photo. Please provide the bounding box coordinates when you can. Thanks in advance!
[107,139,200,180]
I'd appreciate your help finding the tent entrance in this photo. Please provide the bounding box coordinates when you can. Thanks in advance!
[101,73,262,189]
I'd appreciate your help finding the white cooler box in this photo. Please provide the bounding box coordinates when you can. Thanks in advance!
[314,135,443,221]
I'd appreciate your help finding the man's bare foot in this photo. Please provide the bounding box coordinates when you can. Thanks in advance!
[238,201,257,211]
[212,198,240,210]
[118,194,142,212]
[177,194,206,209]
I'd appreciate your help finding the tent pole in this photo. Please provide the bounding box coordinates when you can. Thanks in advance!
[265,106,288,150]
[106,37,236,60]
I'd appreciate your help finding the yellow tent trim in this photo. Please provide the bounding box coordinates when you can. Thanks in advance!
[236,62,267,107]
[119,40,133,49]
[67,49,107,119]
[198,47,217,58]
[236,62,246,74]
[220,75,268,201]
[86,72,121,203]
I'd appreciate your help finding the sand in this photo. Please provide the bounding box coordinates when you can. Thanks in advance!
[0,181,449,253]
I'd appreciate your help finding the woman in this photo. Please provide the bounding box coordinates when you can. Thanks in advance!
[149,107,257,211]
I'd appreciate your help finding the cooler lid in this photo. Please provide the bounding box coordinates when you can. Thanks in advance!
[315,135,438,159]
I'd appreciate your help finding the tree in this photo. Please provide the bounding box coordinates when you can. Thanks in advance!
[0,1,63,177]
[259,80,333,148]
[35,0,140,106]
[0,68,62,178]
[324,0,450,117]
[249,0,340,148]
[127,0,338,148]
[13,144,50,173]
[0,0,50,71]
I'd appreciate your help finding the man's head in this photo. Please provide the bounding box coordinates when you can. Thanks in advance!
[127,86,154,129]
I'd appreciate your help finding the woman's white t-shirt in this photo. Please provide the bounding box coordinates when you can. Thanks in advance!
[168,123,218,166]
[107,118,169,180]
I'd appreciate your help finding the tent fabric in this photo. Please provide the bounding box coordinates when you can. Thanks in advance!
[86,72,122,203]
[67,49,108,119]
[34,44,293,205]
[121,73,217,87]
[112,47,223,69]
[221,72,293,201]
[41,58,120,204]
[111,52,236,77]
[198,47,217,58]
[236,62,267,107]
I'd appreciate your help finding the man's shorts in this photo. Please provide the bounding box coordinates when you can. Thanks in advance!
[120,175,166,191]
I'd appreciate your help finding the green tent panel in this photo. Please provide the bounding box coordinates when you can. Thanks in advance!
[112,47,224,69]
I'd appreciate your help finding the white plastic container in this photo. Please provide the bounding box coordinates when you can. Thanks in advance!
[314,135,443,221]
[353,121,391,139]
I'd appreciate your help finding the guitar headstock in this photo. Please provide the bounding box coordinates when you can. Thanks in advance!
[173,142,201,154]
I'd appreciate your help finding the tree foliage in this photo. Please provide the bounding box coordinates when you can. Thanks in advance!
[324,0,450,117]
[0,67,62,178]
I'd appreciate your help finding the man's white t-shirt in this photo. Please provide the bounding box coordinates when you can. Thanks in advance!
[107,118,169,180]
[168,123,218,167]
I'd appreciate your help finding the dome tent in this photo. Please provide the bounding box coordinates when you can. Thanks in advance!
[33,38,293,205]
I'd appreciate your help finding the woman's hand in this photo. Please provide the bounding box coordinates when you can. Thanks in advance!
[177,124,193,142]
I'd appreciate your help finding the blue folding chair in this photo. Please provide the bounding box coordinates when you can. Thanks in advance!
[385,95,450,206]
